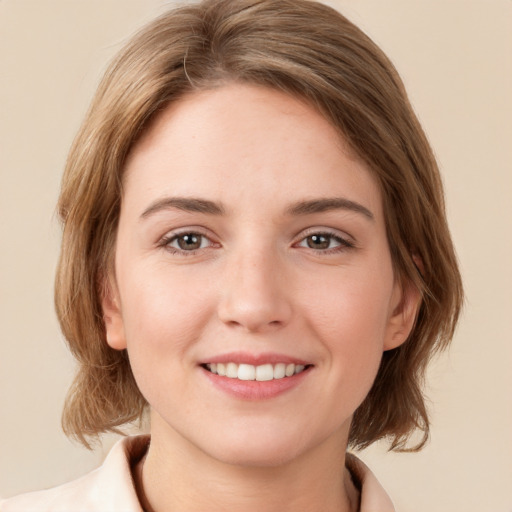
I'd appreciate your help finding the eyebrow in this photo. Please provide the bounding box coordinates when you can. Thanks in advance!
[286,198,374,220]
[140,197,225,219]
[140,196,373,221]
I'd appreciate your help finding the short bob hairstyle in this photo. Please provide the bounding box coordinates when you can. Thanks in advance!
[56,0,463,451]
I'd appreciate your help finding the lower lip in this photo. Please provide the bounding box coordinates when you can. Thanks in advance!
[201,367,311,400]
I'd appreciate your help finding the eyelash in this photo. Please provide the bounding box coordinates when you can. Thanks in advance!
[158,230,216,256]
[295,230,355,254]
[158,229,355,256]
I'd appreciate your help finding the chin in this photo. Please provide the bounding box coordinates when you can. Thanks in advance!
[209,439,306,468]
[199,421,328,469]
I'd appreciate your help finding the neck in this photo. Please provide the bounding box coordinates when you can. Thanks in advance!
[135,420,359,512]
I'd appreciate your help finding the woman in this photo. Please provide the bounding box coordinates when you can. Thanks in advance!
[1,0,462,510]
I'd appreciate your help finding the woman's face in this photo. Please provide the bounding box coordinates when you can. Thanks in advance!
[103,83,416,467]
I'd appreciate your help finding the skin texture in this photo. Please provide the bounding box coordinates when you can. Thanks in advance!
[102,83,419,512]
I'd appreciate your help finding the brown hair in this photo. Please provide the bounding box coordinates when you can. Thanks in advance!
[56,0,463,450]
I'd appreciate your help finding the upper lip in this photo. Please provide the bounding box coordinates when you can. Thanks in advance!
[200,351,311,366]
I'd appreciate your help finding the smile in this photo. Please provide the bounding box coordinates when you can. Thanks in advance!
[204,362,308,381]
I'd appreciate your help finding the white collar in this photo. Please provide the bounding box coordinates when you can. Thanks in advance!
[1,435,395,511]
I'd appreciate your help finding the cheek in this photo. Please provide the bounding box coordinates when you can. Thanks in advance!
[117,267,215,377]
[303,265,394,344]
[300,266,394,395]
[119,287,213,411]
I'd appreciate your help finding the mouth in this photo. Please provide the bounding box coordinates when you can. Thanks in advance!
[201,362,312,382]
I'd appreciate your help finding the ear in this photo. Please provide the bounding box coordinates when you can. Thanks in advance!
[384,277,422,351]
[101,277,127,351]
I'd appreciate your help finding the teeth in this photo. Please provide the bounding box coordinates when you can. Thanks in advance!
[226,362,238,378]
[238,364,255,381]
[274,363,286,379]
[256,364,273,381]
[205,362,307,381]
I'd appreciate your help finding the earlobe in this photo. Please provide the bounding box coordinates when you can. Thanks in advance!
[384,279,422,351]
[101,278,127,351]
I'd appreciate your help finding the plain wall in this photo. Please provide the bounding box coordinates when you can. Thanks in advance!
[1,1,511,510]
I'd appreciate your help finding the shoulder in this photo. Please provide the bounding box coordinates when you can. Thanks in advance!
[346,453,396,512]
[0,435,149,512]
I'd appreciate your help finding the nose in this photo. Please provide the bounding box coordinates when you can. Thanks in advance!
[217,248,293,333]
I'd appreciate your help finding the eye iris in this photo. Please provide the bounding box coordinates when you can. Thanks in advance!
[177,234,201,250]
[307,234,330,249]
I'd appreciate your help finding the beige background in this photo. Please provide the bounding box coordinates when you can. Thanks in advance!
[1,1,511,510]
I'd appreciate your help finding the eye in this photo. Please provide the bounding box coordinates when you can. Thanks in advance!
[297,232,354,252]
[162,232,213,253]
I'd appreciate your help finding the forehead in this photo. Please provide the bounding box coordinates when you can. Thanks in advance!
[122,83,382,219]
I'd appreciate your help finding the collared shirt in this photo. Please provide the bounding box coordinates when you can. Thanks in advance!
[1,436,395,511]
